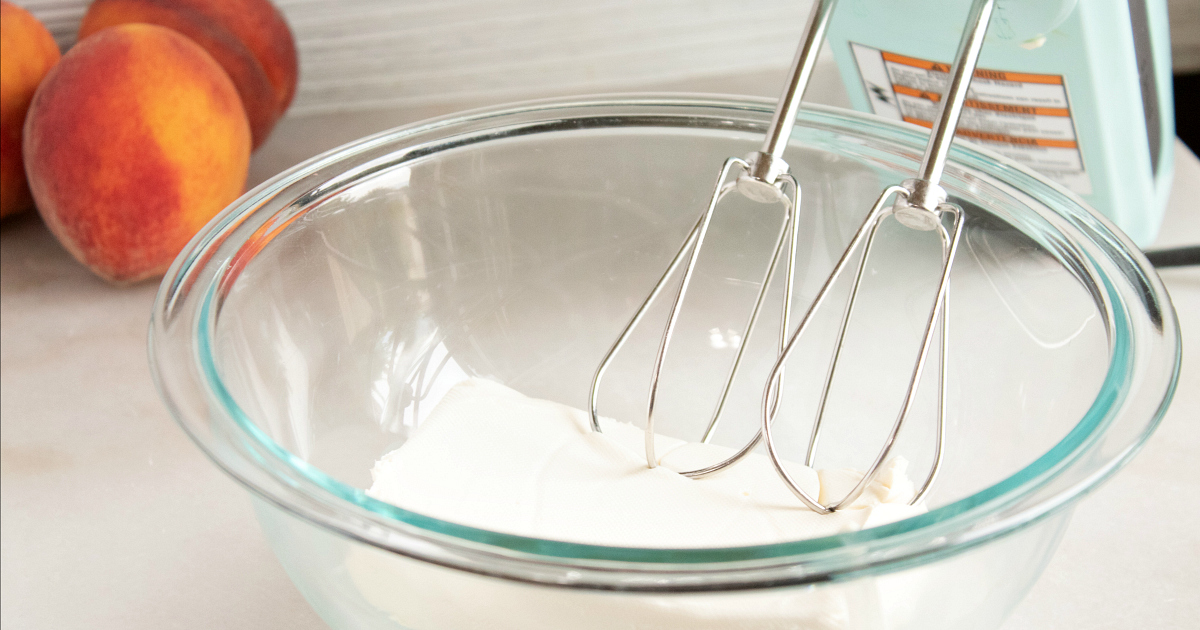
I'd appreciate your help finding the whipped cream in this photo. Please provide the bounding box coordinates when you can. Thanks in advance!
[366,378,923,547]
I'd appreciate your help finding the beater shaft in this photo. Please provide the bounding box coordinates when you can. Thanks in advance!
[898,0,996,223]
[741,0,840,199]
[919,0,993,187]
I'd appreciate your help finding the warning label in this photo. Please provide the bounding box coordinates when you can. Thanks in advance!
[851,42,1091,195]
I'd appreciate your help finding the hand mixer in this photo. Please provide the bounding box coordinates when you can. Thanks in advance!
[590,0,995,512]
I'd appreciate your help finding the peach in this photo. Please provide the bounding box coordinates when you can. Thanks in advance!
[1,1,60,219]
[80,0,298,149]
[24,24,250,283]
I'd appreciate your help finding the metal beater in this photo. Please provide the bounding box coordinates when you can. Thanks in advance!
[588,0,838,479]
[590,0,996,511]
[761,0,995,513]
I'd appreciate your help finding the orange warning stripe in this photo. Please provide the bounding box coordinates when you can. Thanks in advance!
[893,84,942,102]
[972,68,1063,85]
[902,116,934,128]
[901,117,1078,148]
[882,51,1063,85]
[892,85,1069,116]
[882,51,952,73]
[965,99,1070,117]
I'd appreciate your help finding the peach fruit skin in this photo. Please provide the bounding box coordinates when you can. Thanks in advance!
[1,1,60,218]
[80,0,298,149]
[24,24,250,283]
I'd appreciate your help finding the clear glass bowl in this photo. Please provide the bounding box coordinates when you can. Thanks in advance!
[150,96,1180,630]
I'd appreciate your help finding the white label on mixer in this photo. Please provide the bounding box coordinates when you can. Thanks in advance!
[850,43,1092,195]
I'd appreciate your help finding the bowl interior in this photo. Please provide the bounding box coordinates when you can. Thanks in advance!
[202,104,1116,543]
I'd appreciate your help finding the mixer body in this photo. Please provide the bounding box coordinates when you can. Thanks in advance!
[825,0,1175,246]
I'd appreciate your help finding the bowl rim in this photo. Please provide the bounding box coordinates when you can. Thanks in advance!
[150,93,1180,591]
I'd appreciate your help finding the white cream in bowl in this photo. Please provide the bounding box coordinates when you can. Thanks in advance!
[366,378,924,548]
[348,379,931,629]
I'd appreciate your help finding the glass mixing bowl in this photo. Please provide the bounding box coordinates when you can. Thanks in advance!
[150,96,1179,630]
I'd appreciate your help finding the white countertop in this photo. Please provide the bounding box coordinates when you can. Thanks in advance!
[2,107,1197,628]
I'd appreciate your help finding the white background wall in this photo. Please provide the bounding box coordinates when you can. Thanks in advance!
[17,0,818,114]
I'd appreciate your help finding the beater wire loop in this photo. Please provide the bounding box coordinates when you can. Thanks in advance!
[761,188,963,513]
[589,158,802,475]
